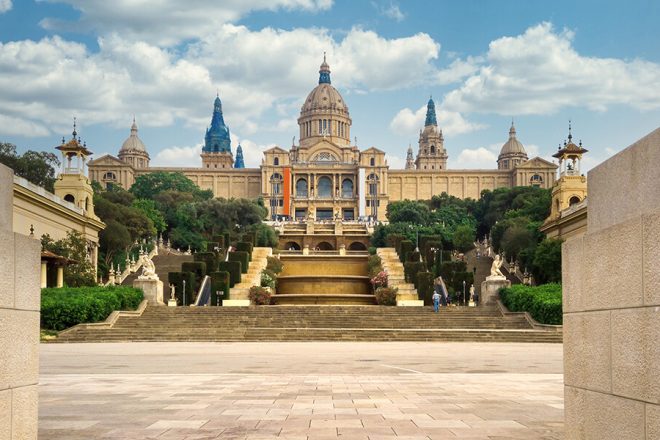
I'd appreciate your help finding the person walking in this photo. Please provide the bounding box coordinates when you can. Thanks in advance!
[432,290,441,312]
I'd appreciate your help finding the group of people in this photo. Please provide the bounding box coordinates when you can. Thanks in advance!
[431,277,478,312]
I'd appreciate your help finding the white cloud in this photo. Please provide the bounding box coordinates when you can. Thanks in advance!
[40,0,334,46]
[435,57,481,85]
[389,104,484,137]
[237,138,276,167]
[442,22,660,114]
[0,114,50,137]
[375,2,405,22]
[152,144,203,167]
[0,0,11,14]
[449,147,497,169]
[385,154,405,169]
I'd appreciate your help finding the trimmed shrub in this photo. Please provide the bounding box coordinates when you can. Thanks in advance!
[194,252,218,273]
[223,232,231,250]
[236,241,254,261]
[228,251,250,274]
[206,241,220,253]
[266,256,284,274]
[367,246,377,255]
[419,235,442,256]
[260,268,277,289]
[182,261,207,279]
[249,286,271,305]
[212,235,225,249]
[408,251,421,262]
[399,240,414,263]
[416,271,434,305]
[386,234,405,253]
[404,261,425,288]
[209,271,230,305]
[241,232,256,246]
[41,286,143,331]
[219,261,242,287]
[168,271,195,306]
[499,283,562,325]
[367,254,383,278]
[375,286,398,306]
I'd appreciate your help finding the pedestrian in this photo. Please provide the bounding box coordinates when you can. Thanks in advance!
[432,290,440,313]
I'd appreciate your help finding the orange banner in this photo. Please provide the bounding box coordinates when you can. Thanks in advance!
[283,167,291,216]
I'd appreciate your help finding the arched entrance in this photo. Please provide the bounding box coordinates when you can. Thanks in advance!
[283,241,301,251]
[348,242,367,251]
[316,241,334,251]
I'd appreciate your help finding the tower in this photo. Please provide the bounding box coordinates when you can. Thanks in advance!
[405,144,415,169]
[118,117,150,169]
[497,121,528,170]
[415,97,448,170]
[201,94,234,169]
[53,119,98,220]
[234,143,245,168]
[548,122,589,220]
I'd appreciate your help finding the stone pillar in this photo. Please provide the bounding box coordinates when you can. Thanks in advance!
[0,164,40,439]
[40,262,47,288]
[480,276,510,306]
[133,278,164,305]
[563,127,660,439]
[56,265,64,288]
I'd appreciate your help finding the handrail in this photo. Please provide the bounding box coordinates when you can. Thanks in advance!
[194,275,211,306]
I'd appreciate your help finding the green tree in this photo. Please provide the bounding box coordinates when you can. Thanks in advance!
[99,219,132,266]
[386,200,431,224]
[132,199,167,233]
[129,172,212,200]
[0,142,60,191]
[41,231,96,286]
[501,224,534,260]
[532,238,563,284]
[452,224,475,253]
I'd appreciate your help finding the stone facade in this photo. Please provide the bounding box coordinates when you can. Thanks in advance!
[562,127,660,439]
[89,57,557,220]
[0,163,40,440]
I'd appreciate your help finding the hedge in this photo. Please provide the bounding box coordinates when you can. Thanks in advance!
[168,271,195,306]
[386,234,405,253]
[399,240,414,263]
[241,232,256,246]
[212,235,225,248]
[219,261,242,287]
[403,261,425,288]
[228,251,250,274]
[419,235,442,256]
[194,252,218,273]
[209,271,230,305]
[266,256,283,274]
[408,251,421,262]
[499,283,562,325]
[236,241,254,261]
[206,241,220,253]
[182,261,207,280]
[416,271,434,305]
[41,286,143,331]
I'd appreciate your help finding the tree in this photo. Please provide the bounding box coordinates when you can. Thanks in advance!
[452,224,475,253]
[501,224,534,260]
[99,220,132,266]
[130,172,212,200]
[532,238,563,284]
[386,200,431,224]
[0,142,60,191]
[132,199,167,233]
[41,231,96,286]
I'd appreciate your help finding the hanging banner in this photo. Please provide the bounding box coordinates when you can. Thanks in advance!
[283,167,291,217]
[358,167,366,218]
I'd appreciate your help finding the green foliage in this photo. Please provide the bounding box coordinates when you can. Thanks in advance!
[236,242,253,260]
[532,238,563,284]
[260,269,277,289]
[132,199,167,233]
[249,286,271,305]
[219,261,242,287]
[403,261,425,287]
[374,287,398,306]
[408,251,421,262]
[439,261,474,299]
[249,223,279,247]
[212,235,226,249]
[367,255,383,278]
[399,240,414,263]
[181,261,207,291]
[41,286,143,331]
[367,246,377,255]
[209,271,230,305]
[41,231,96,287]
[386,233,405,251]
[168,271,195,306]
[228,251,250,274]
[0,142,60,191]
[387,200,431,224]
[499,283,562,325]
[501,223,534,260]
[130,172,212,200]
[266,256,284,274]
[452,224,475,253]
[194,252,219,273]
[416,271,434,305]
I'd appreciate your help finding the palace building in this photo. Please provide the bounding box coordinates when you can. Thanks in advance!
[89,57,557,220]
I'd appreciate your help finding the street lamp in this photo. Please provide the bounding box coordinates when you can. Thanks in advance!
[462,280,466,306]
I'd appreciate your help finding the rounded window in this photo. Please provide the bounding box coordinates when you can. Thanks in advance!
[317,176,332,198]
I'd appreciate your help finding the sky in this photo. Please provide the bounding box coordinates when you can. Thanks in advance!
[0,0,659,172]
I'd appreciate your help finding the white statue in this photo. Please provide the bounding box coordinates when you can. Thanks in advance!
[138,254,158,280]
[469,284,475,301]
[490,254,504,278]
[170,284,176,300]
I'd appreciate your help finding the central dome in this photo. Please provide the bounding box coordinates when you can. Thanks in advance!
[119,119,147,153]
[300,55,349,116]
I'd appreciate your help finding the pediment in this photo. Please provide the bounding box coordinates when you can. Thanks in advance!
[361,147,386,156]
[306,140,345,159]
[88,154,129,167]
[517,156,557,169]
[263,146,288,154]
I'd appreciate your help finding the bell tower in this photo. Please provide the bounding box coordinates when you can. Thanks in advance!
[201,93,234,169]
[415,97,448,170]
[53,118,99,220]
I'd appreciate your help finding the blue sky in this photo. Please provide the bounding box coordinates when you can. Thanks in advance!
[0,0,659,171]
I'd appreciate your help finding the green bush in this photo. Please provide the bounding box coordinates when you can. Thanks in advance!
[386,234,404,253]
[367,246,377,255]
[499,283,562,325]
[266,256,284,274]
[206,241,220,253]
[209,271,230,305]
[236,241,254,261]
[194,252,218,273]
[367,254,383,278]
[419,235,442,256]
[241,232,256,246]
[212,235,225,249]
[416,271,434,305]
[260,268,277,289]
[41,286,143,331]
[182,261,207,279]
[168,271,195,306]
[408,251,421,262]
[249,286,271,305]
[399,240,414,263]
[375,287,398,306]
[228,251,250,274]
[403,261,425,287]
[219,261,242,287]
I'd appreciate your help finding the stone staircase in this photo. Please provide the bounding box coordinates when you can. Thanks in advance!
[121,253,193,289]
[376,248,420,305]
[54,305,562,343]
[228,247,273,302]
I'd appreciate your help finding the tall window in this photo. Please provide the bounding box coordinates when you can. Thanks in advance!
[274,157,279,166]
[341,179,353,198]
[270,173,283,194]
[317,176,332,198]
[370,158,375,166]
[296,178,308,197]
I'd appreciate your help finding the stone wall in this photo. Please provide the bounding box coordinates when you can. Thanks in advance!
[562,127,659,439]
[0,163,41,439]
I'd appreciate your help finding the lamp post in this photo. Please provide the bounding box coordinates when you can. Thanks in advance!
[182,280,186,306]
[462,280,466,306]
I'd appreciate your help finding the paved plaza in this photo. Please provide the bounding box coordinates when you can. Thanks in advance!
[39,342,564,439]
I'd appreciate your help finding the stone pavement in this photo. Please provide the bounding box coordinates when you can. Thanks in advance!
[39,342,564,439]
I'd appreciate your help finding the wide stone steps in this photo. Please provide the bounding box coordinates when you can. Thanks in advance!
[55,306,562,343]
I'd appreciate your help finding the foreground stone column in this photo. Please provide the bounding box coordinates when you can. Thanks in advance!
[133,278,164,305]
[0,164,40,439]
[40,262,47,288]
[563,127,660,439]
[480,276,510,306]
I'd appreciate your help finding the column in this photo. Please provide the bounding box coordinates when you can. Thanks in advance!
[40,262,47,288]
[56,266,64,288]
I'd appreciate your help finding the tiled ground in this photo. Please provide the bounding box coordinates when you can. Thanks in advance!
[39,343,564,439]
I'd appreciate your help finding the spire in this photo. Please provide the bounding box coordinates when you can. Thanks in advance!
[72,117,77,138]
[131,116,138,135]
[405,143,415,169]
[319,52,331,84]
[509,119,516,138]
[567,119,573,143]
[204,93,231,153]
[234,144,245,168]
[424,97,437,126]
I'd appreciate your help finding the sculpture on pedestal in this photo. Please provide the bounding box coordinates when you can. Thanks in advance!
[138,254,158,280]
[489,254,505,279]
